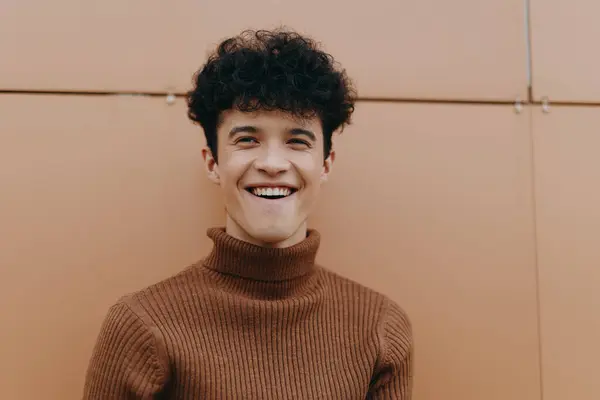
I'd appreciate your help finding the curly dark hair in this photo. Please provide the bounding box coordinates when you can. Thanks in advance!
[186,28,356,162]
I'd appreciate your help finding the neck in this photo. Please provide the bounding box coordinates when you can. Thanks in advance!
[225,215,308,248]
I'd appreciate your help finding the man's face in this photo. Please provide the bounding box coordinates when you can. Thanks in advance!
[202,109,334,248]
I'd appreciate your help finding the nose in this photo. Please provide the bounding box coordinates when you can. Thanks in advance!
[253,147,291,176]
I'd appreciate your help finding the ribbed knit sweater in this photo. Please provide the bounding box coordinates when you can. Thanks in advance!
[83,227,413,399]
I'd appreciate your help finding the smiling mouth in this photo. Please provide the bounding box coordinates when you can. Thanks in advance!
[245,186,298,200]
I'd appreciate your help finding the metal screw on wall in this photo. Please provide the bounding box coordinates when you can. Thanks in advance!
[514,97,524,114]
[541,96,550,113]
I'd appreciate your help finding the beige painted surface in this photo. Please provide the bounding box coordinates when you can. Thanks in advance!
[530,0,600,102]
[1,0,528,100]
[533,107,600,400]
[310,103,540,400]
[0,95,223,399]
[0,98,542,399]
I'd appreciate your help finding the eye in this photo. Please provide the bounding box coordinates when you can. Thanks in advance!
[235,136,259,145]
[288,138,311,148]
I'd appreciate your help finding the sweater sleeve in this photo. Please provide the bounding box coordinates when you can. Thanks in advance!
[82,299,168,399]
[367,299,414,400]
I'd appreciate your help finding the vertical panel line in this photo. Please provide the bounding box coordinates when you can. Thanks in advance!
[525,0,534,101]
[528,105,545,400]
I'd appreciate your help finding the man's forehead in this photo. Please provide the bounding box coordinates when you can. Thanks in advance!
[219,108,321,131]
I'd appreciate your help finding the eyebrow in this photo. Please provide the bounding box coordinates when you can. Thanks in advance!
[228,125,258,138]
[290,128,317,142]
[228,126,317,142]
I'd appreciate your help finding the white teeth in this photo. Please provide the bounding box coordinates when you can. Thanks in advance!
[251,187,292,198]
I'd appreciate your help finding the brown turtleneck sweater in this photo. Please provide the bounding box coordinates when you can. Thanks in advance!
[83,228,413,399]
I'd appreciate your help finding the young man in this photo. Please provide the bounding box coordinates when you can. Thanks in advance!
[83,29,413,399]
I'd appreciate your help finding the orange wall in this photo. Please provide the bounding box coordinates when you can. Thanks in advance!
[1,1,599,399]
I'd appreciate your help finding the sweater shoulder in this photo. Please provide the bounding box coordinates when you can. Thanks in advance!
[318,265,393,302]
[317,266,411,324]
[85,292,171,396]
[114,262,202,318]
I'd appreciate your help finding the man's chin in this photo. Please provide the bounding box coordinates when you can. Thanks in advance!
[225,213,307,248]
[246,225,306,248]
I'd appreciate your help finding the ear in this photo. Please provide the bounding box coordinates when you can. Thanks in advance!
[202,147,220,185]
[321,148,335,183]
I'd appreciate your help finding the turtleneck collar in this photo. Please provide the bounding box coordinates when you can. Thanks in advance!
[202,227,320,282]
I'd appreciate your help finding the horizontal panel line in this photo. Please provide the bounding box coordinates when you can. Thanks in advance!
[0,89,172,97]
[357,97,520,105]
[532,100,600,107]
[5,89,600,107]
[0,89,523,105]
